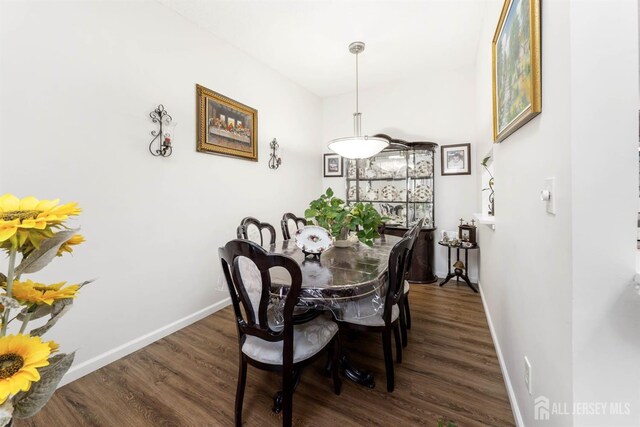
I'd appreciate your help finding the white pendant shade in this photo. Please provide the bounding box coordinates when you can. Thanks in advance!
[328,41,388,159]
[328,136,389,159]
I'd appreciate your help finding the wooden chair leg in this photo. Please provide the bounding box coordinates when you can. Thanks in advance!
[393,323,403,364]
[331,338,342,395]
[382,330,395,392]
[404,295,412,330]
[235,354,247,427]
[282,371,294,427]
[399,304,408,348]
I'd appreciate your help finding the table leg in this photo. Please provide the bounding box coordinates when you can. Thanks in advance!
[459,249,478,292]
[272,367,303,413]
[460,273,478,293]
[340,352,376,388]
[440,247,455,286]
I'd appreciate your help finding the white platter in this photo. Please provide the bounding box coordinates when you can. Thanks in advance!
[294,225,334,254]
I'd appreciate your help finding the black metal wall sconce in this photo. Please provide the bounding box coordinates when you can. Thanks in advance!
[268,138,282,169]
[149,105,176,157]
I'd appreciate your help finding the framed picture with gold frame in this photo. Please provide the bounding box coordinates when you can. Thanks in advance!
[196,84,258,161]
[492,0,541,142]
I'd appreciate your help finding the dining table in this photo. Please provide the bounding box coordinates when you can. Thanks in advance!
[264,234,401,412]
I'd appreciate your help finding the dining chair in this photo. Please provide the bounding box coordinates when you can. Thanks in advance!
[219,239,341,427]
[280,213,307,240]
[237,216,277,246]
[337,234,414,392]
[399,218,424,347]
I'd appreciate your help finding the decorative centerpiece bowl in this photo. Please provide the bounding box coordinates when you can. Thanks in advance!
[294,225,333,257]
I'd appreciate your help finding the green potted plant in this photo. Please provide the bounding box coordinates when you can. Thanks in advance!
[481,155,495,216]
[304,188,386,247]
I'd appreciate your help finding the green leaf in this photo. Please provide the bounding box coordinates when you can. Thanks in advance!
[17,303,52,322]
[15,229,79,276]
[326,188,334,198]
[12,352,75,419]
[29,295,74,337]
[0,400,13,427]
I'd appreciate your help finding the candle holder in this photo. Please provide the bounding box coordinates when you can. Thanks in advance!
[149,105,176,157]
[268,138,281,169]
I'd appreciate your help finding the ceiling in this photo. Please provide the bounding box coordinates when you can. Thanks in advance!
[158,0,488,98]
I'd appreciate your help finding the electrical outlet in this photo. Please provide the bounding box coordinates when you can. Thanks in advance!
[524,357,532,395]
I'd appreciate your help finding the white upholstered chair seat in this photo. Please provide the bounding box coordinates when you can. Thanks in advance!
[403,280,410,294]
[339,301,399,327]
[242,316,338,365]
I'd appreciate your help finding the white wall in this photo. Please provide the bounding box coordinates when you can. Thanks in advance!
[569,0,640,425]
[0,0,322,384]
[322,71,479,281]
[475,0,640,426]
[474,1,574,424]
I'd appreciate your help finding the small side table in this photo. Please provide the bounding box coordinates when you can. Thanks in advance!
[438,242,479,293]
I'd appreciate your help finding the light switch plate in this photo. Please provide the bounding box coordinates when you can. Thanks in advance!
[545,177,555,215]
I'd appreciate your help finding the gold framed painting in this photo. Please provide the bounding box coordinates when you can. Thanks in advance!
[196,84,258,161]
[492,0,541,142]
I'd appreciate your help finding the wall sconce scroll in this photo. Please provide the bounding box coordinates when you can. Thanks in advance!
[268,138,282,169]
[149,105,176,157]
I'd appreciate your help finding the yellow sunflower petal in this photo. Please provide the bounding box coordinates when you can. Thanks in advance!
[18,197,39,211]
[17,219,37,229]
[50,202,81,217]
[47,341,60,354]
[34,199,59,212]
[0,195,20,212]
[14,367,39,382]
[0,388,10,404]
[0,220,18,242]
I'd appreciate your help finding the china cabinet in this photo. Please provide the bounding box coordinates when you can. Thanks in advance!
[346,135,438,283]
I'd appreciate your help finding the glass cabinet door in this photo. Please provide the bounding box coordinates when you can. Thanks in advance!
[345,143,436,229]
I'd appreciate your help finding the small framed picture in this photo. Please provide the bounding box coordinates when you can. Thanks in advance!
[323,153,343,177]
[441,143,471,176]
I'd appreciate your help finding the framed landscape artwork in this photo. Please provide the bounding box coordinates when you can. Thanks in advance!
[196,84,258,161]
[323,153,343,177]
[441,144,471,176]
[492,0,541,142]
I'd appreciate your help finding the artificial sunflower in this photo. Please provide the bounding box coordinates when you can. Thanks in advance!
[56,234,85,257]
[0,334,51,404]
[46,341,59,354]
[0,194,81,251]
[9,280,80,306]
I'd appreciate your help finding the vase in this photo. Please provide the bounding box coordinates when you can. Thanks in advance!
[334,228,358,248]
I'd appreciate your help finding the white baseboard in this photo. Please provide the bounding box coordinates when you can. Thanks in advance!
[478,282,525,427]
[60,297,231,387]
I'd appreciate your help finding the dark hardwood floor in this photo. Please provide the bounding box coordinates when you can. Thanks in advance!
[19,281,515,427]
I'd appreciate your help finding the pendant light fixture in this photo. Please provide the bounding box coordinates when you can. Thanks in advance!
[327,41,388,159]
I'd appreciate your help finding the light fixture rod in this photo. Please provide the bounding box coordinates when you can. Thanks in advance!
[353,112,362,137]
[355,49,359,114]
[328,41,388,159]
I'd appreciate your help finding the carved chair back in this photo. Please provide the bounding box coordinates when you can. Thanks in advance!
[280,213,307,240]
[237,216,277,247]
[219,239,302,368]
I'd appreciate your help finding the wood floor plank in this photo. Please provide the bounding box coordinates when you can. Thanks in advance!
[18,282,514,427]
